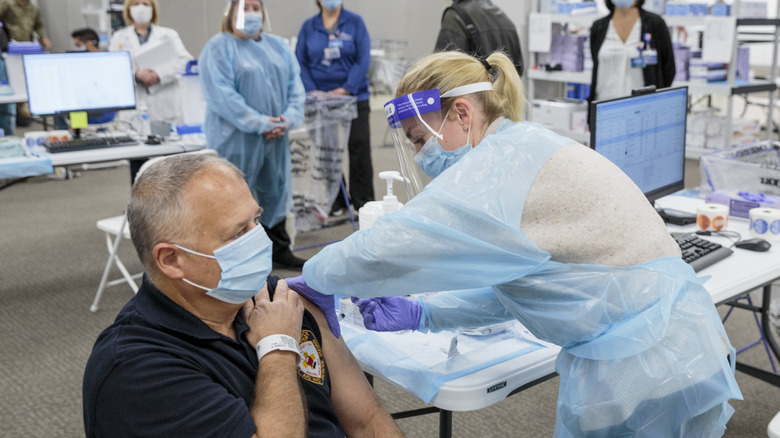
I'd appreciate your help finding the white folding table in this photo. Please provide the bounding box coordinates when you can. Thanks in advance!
[343,193,780,438]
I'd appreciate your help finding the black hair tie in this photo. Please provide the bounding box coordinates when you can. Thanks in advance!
[479,58,492,73]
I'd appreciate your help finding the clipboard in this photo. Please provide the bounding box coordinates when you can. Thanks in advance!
[133,39,177,72]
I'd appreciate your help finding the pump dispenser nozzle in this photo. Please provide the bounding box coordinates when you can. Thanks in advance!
[378,171,405,213]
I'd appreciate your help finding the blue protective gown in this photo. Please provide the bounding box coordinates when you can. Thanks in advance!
[199,32,305,228]
[304,120,742,437]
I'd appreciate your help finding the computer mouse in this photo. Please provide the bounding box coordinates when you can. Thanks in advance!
[734,238,772,252]
[145,135,162,145]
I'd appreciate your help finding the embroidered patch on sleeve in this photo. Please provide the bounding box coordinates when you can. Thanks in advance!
[298,330,325,385]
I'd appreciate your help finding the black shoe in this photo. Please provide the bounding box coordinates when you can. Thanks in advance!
[273,251,307,270]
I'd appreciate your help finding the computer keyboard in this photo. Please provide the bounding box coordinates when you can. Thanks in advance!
[672,232,733,272]
[43,135,138,153]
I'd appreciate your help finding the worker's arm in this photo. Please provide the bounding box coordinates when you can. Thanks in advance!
[341,16,371,96]
[280,44,305,131]
[245,284,306,438]
[300,295,404,437]
[33,7,48,42]
[294,23,318,93]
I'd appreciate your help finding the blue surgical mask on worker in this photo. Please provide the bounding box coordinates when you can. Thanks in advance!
[241,12,264,35]
[175,225,273,304]
[321,0,343,10]
[414,110,473,178]
[129,4,153,25]
[611,0,635,9]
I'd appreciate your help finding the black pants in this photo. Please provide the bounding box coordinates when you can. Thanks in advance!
[263,220,293,260]
[332,100,374,211]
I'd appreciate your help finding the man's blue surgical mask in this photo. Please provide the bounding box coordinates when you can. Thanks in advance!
[414,113,472,178]
[322,0,343,11]
[175,225,273,304]
[611,0,636,9]
[241,12,264,36]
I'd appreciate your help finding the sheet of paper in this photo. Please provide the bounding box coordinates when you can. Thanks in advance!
[528,13,552,53]
[702,16,736,64]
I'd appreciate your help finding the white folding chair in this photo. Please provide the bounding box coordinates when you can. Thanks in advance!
[769,410,780,438]
[90,149,219,312]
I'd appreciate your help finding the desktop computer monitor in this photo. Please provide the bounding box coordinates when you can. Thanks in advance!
[589,86,688,205]
[23,51,136,117]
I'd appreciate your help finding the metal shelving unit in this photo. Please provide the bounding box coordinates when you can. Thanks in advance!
[81,0,125,43]
[526,0,780,154]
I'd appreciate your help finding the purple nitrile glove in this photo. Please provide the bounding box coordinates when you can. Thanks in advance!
[285,275,340,338]
[356,296,422,332]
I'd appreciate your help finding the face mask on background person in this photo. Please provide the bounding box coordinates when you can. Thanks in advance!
[321,0,343,11]
[175,225,273,304]
[130,4,153,25]
[241,12,264,35]
[414,110,473,178]
[611,0,636,9]
[73,45,87,52]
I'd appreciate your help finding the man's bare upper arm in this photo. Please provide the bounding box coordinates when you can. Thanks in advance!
[299,297,402,437]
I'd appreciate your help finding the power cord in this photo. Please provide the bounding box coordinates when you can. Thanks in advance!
[695,230,743,248]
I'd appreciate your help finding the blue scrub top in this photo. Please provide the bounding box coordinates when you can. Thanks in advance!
[296,9,371,102]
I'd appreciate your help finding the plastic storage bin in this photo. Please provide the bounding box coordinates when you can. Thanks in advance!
[700,141,780,196]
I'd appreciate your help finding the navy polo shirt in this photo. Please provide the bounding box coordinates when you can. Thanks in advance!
[83,275,344,438]
[295,9,371,101]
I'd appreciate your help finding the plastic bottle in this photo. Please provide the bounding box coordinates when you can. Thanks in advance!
[358,171,405,230]
[137,103,151,139]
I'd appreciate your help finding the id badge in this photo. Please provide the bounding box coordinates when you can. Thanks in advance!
[630,56,646,68]
[328,39,344,49]
[324,46,341,60]
[643,49,658,66]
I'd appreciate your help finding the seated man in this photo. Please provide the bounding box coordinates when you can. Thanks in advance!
[83,153,403,438]
[71,27,100,52]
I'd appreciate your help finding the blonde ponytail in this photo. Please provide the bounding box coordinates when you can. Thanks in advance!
[395,51,526,123]
[486,52,525,122]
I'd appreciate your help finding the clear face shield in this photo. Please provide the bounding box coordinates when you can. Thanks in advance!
[226,0,246,31]
[384,82,493,199]
[226,0,264,35]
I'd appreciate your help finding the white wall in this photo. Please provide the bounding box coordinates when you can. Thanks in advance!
[37,0,530,64]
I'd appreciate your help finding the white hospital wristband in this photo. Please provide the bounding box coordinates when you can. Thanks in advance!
[255,335,302,363]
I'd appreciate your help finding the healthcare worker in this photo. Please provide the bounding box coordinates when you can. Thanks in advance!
[296,0,374,214]
[295,51,742,437]
[110,0,192,182]
[110,0,192,124]
[588,0,674,104]
[199,0,307,269]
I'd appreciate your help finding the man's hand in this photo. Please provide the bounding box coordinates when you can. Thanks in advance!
[136,68,160,87]
[244,282,304,347]
[328,87,350,95]
[41,38,51,51]
[285,275,340,338]
[263,115,287,141]
[357,296,422,331]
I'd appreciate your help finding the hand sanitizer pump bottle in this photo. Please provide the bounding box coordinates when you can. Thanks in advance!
[358,171,405,230]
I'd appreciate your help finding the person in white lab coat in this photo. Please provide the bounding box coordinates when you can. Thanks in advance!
[109,0,192,124]
[109,0,193,181]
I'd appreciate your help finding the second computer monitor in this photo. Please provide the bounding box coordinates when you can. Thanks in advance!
[23,51,136,117]
[589,86,689,205]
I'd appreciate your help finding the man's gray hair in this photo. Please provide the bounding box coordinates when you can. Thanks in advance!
[127,153,243,275]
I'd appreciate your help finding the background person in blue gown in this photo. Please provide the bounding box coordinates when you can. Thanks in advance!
[199,0,306,270]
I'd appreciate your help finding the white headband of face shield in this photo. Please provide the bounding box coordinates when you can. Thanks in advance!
[408,81,494,140]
